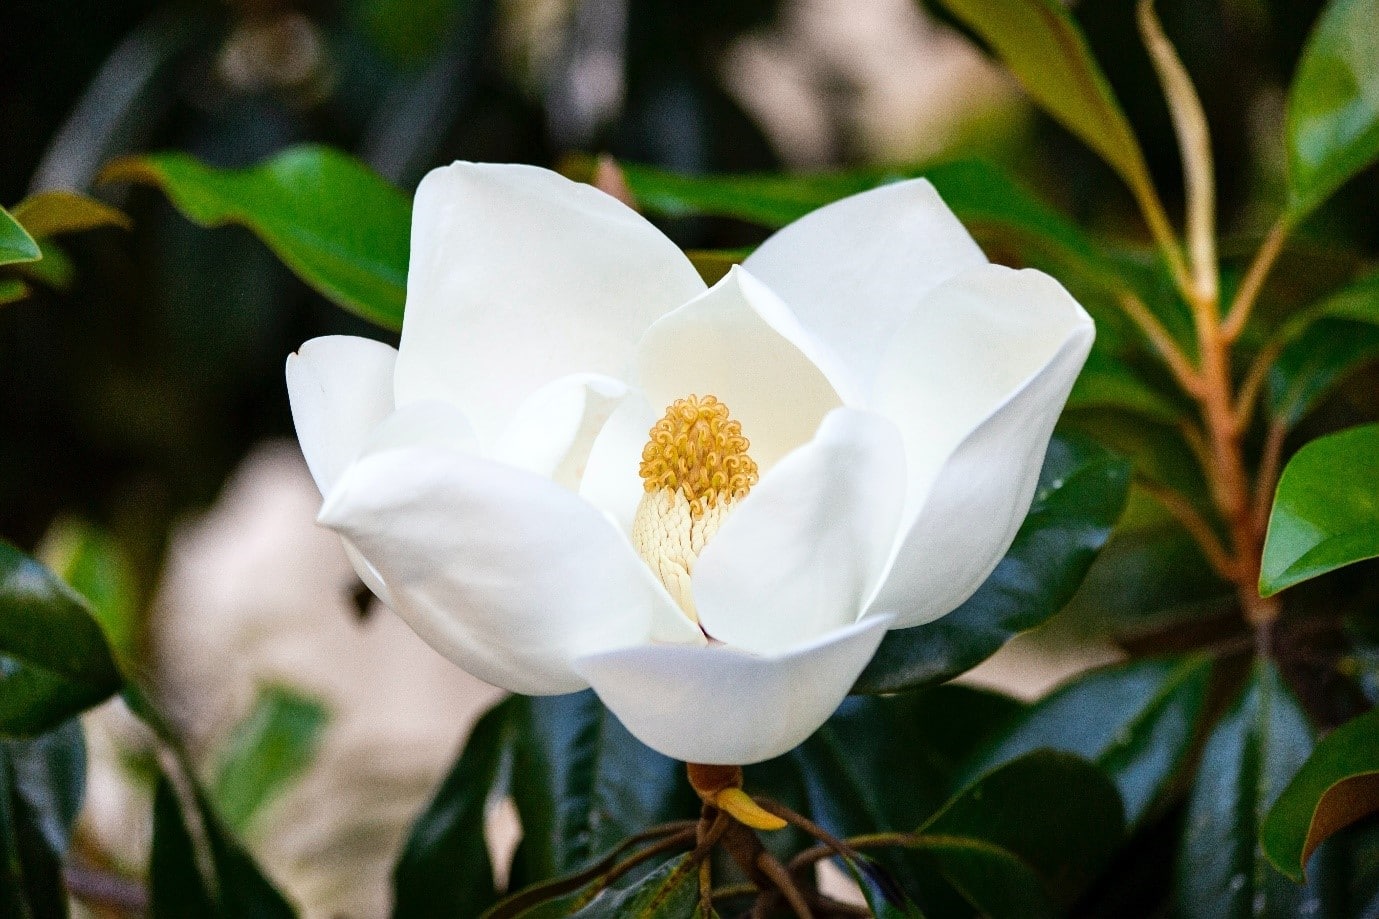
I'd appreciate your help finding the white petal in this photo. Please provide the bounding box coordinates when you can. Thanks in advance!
[743,178,987,399]
[693,409,905,655]
[869,266,1094,629]
[318,446,701,695]
[494,373,628,491]
[362,399,480,456]
[286,335,398,495]
[578,391,657,532]
[576,614,893,765]
[635,266,847,470]
[394,163,706,446]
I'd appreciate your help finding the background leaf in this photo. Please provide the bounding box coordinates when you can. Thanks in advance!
[101,146,410,330]
[0,721,85,919]
[1260,423,1379,596]
[9,190,130,238]
[0,206,41,266]
[1176,660,1324,918]
[854,434,1130,693]
[957,655,1212,826]
[929,0,1152,197]
[0,541,121,736]
[1284,0,1379,218]
[1263,706,1379,881]
[209,685,327,834]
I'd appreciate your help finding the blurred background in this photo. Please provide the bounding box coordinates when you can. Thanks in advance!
[3,0,1375,915]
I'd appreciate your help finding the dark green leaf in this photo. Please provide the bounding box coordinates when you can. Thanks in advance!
[0,541,121,736]
[1068,345,1183,424]
[854,434,1130,693]
[0,721,85,919]
[1264,707,1379,881]
[1176,659,1321,918]
[210,685,327,834]
[1260,424,1379,596]
[14,241,74,292]
[958,655,1212,826]
[507,692,696,885]
[9,190,130,239]
[919,750,1124,907]
[0,206,40,266]
[101,146,410,330]
[567,855,697,918]
[1284,0,1379,218]
[352,0,465,64]
[1265,273,1379,428]
[149,775,295,918]
[834,852,928,918]
[0,278,29,305]
[394,696,521,917]
[910,838,1055,919]
[930,0,1152,196]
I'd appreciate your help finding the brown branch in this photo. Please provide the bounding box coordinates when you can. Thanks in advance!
[1252,420,1289,538]
[1137,477,1238,581]
[1117,291,1203,396]
[1234,337,1286,429]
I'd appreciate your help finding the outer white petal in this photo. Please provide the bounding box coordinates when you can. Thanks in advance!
[494,373,628,491]
[636,266,847,470]
[286,335,398,495]
[742,178,987,399]
[318,446,702,696]
[575,614,893,765]
[394,163,706,446]
[694,409,904,655]
[869,265,1094,628]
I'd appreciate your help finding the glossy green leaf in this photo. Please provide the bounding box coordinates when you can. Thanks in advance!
[854,434,1130,693]
[102,145,410,330]
[910,839,1054,919]
[0,541,121,736]
[1264,707,1379,881]
[1260,424,1379,595]
[958,655,1212,826]
[920,751,1124,907]
[0,721,85,919]
[9,190,130,239]
[394,696,519,917]
[506,692,696,886]
[1177,660,1322,918]
[149,776,295,918]
[1284,0,1379,218]
[566,854,697,918]
[0,206,40,267]
[210,685,327,834]
[931,0,1151,196]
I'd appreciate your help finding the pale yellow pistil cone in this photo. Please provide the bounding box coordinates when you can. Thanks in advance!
[631,395,759,623]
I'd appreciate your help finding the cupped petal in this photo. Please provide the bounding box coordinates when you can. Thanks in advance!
[394,162,706,446]
[868,265,1094,628]
[742,178,987,399]
[636,266,848,471]
[693,409,905,655]
[286,335,398,495]
[318,445,702,696]
[575,614,893,765]
[577,390,657,532]
[494,373,628,491]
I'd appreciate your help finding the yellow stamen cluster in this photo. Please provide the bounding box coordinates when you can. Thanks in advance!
[638,395,759,518]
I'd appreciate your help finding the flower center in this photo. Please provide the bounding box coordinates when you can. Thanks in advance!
[631,395,759,621]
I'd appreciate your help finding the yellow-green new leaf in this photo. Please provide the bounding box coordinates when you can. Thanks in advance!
[10,190,131,239]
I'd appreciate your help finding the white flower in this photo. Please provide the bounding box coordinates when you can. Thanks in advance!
[287,163,1093,766]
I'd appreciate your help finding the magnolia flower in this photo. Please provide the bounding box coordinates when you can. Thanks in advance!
[287,163,1093,766]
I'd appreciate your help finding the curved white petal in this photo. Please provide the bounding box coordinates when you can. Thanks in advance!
[868,266,1094,629]
[361,399,479,456]
[286,335,398,495]
[318,446,701,695]
[742,178,987,399]
[576,614,893,765]
[694,409,905,655]
[577,391,657,533]
[495,373,628,491]
[395,163,705,446]
[635,266,847,471]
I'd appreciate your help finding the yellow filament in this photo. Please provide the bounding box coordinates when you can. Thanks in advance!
[716,789,788,831]
[638,394,758,518]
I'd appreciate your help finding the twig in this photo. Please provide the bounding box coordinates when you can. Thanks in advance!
[1222,219,1289,341]
[1116,290,1203,395]
[1251,420,1289,537]
[1136,477,1238,581]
